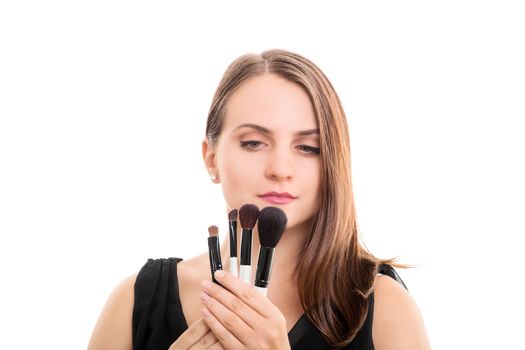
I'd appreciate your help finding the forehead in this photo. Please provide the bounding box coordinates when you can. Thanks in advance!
[223,74,318,133]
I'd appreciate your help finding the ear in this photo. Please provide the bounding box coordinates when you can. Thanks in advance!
[202,137,220,183]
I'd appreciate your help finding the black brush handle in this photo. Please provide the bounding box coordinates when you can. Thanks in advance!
[240,228,252,265]
[208,236,223,284]
[254,246,275,288]
[228,221,237,258]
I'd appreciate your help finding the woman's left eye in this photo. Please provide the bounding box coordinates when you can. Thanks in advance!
[297,145,320,155]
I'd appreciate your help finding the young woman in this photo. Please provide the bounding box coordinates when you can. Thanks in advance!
[88,49,431,349]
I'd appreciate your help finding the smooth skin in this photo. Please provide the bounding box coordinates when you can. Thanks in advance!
[88,74,431,349]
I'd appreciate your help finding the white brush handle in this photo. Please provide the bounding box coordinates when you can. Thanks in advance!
[229,257,238,277]
[254,286,268,296]
[239,265,251,285]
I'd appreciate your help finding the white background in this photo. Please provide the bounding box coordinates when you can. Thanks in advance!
[1,1,524,349]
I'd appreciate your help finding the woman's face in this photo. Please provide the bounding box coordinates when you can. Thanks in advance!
[204,73,321,231]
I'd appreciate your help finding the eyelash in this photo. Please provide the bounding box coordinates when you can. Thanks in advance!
[298,145,321,155]
[239,141,320,155]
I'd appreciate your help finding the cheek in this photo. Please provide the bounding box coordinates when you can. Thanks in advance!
[301,158,321,191]
[216,147,264,207]
[295,160,321,217]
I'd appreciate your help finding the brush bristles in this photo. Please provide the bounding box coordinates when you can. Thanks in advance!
[257,207,287,248]
[228,209,238,222]
[239,204,259,229]
[208,225,219,237]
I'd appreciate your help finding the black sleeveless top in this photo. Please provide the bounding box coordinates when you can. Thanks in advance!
[132,258,407,350]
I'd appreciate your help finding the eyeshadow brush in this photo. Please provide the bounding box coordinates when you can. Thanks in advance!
[228,209,239,277]
[207,225,223,284]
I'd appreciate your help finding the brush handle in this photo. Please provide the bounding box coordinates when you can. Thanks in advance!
[240,229,252,265]
[254,246,274,289]
[254,286,268,296]
[239,264,251,285]
[208,236,223,284]
[228,221,237,258]
[229,257,238,277]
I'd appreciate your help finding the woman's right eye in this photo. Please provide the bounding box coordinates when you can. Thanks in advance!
[240,140,265,150]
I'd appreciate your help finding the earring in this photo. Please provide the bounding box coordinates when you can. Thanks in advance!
[209,169,217,181]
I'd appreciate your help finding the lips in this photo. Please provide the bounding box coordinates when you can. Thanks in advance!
[257,192,297,205]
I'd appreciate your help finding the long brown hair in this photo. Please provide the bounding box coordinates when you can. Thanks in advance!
[205,49,396,348]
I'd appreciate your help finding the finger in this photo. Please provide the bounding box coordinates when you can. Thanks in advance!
[188,330,219,350]
[200,292,254,346]
[207,342,225,350]
[169,318,209,349]
[212,270,276,318]
[201,279,259,329]
[201,306,246,350]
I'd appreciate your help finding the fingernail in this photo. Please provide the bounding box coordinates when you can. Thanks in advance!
[201,280,212,290]
[202,307,210,317]
[214,270,224,280]
[200,292,209,301]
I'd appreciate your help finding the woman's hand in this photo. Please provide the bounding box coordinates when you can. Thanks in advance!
[168,318,224,350]
[199,270,291,350]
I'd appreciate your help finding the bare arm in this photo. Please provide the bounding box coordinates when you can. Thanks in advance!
[372,275,431,350]
[87,274,137,350]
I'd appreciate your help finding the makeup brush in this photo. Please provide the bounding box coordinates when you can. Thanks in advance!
[207,225,223,284]
[254,207,287,296]
[228,209,239,277]
[239,204,259,285]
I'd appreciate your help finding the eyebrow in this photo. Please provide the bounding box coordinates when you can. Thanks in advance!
[233,123,320,136]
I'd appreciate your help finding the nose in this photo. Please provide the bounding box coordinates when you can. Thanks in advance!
[264,147,294,182]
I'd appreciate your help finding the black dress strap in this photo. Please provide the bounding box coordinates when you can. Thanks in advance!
[132,258,185,350]
[378,264,408,291]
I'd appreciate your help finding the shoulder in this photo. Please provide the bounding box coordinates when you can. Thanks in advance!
[88,273,137,350]
[371,273,431,350]
[177,253,209,284]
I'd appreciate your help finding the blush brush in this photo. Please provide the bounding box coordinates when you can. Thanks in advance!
[207,225,223,284]
[254,206,287,296]
[228,209,239,277]
[239,203,259,285]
